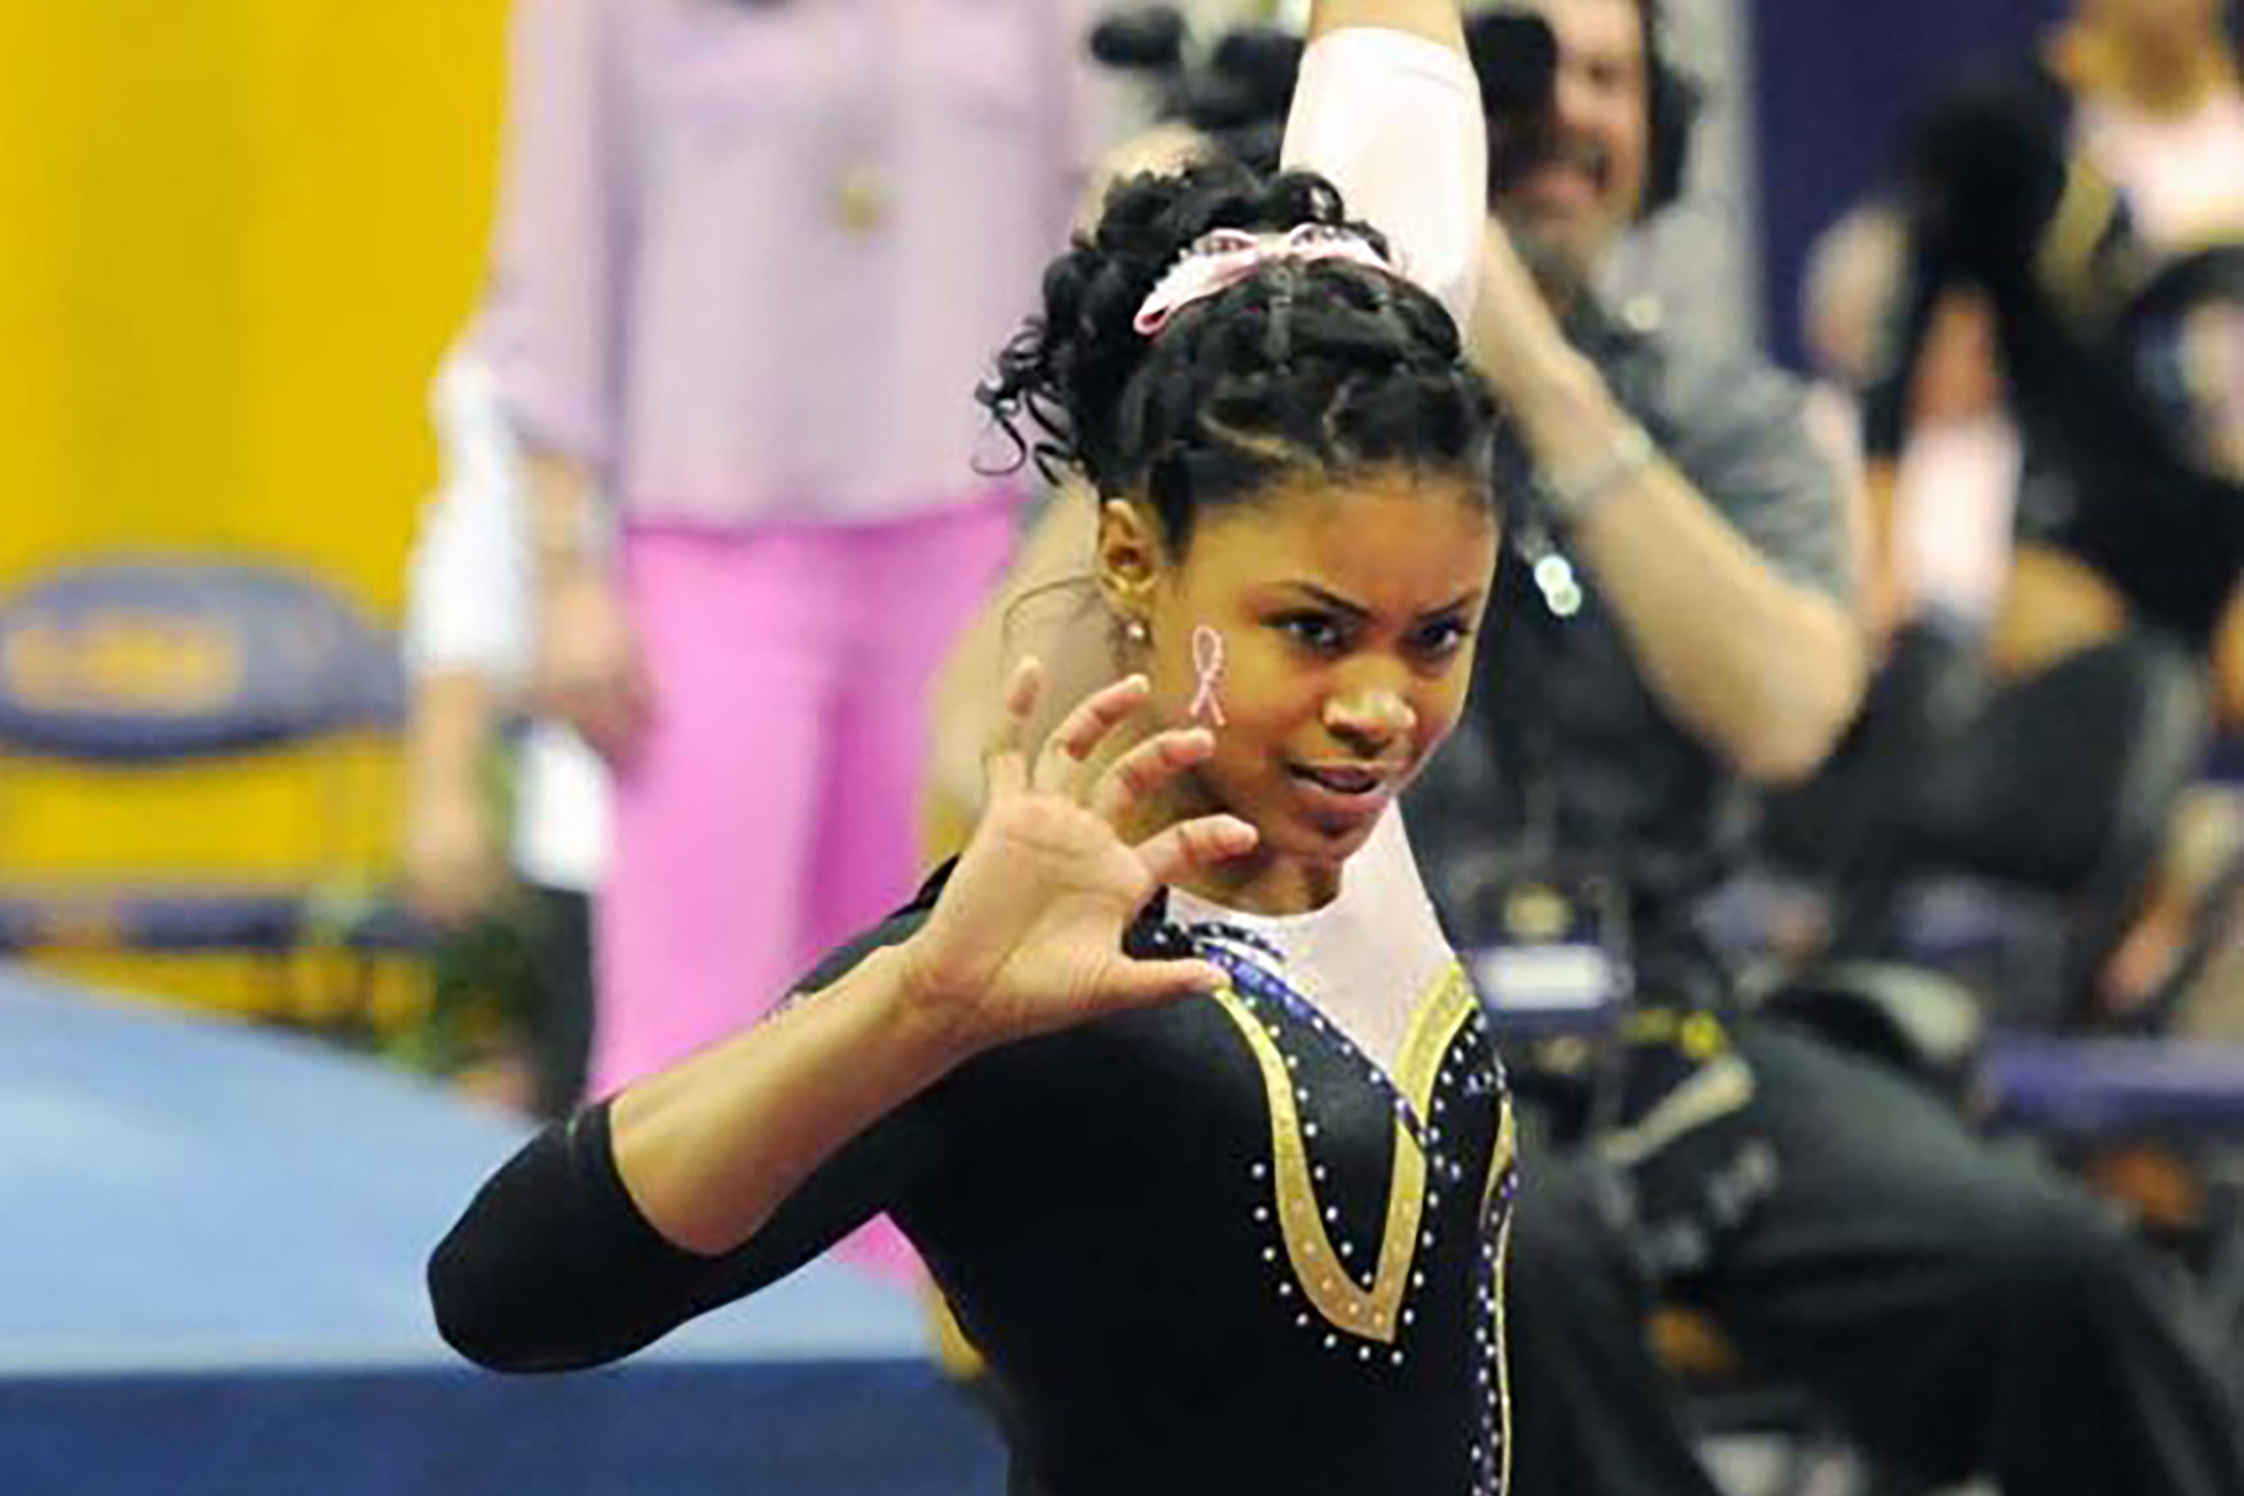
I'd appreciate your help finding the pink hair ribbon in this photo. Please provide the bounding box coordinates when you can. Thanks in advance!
[1133,224,1392,337]
[1189,624,1228,727]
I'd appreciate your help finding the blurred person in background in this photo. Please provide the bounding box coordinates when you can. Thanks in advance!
[1864,0,2244,1019]
[480,0,1094,1278]
[1867,0,2243,689]
[1405,1,2244,1493]
[1798,202,2017,653]
[401,330,605,1122]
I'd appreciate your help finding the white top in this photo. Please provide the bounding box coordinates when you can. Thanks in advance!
[2078,90,2244,251]
[1891,412,2022,626]
[401,342,612,892]
[510,724,612,893]
[405,350,541,685]
[1167,811,1457,1074]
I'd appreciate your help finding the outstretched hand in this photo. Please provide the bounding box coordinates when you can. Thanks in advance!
[897,660,1259,1055]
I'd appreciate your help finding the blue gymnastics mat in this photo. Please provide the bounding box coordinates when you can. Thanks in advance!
[0,967,1006,1496]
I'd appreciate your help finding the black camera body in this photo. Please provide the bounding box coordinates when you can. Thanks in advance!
[1089,4,1700,219]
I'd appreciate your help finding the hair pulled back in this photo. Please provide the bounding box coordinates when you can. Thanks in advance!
[980,160,1499,553]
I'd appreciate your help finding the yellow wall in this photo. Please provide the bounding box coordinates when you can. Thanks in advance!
[0,0,508,597]
[0,1,511,1015]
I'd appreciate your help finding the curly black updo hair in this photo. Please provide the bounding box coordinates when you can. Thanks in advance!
[979,160,1500,554]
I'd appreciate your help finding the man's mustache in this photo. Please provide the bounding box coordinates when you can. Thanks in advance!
[1489,121,1613,195]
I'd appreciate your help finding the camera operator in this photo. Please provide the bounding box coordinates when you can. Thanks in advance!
[1408,4,2244,1493]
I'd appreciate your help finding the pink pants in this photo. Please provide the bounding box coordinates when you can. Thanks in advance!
[592,500,1014,1278]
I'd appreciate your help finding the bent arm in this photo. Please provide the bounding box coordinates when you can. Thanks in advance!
[606,940,966,1258]
[1564,460,1865,784]
[1491,332,1868,782]
[429,912,964,1371]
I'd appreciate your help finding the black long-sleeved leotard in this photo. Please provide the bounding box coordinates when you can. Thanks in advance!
[430,869,1517,1496]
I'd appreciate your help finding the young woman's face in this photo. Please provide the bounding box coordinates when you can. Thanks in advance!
[1105,468,1498,894]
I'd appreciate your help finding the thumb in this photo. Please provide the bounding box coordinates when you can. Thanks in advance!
[1098,956,1229,1013]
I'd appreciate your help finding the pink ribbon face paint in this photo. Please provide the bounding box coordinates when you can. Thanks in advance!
[1189,624,1228,727]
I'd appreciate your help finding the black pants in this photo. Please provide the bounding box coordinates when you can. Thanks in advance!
[1507,1019,2244,1496]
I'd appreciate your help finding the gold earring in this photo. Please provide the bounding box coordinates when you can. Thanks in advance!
[1124,618,1150,647]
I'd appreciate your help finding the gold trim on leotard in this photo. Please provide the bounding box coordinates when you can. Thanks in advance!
[1212,961,1478,1344]
[2037,155,2130,323]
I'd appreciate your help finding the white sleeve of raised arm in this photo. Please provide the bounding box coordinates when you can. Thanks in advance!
[401,349,536,687]
[1280,27,1486,328]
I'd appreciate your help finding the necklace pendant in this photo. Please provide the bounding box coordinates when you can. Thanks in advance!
[835,159,890,235]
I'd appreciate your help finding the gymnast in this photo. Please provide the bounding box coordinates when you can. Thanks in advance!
[430,3,1530,1492]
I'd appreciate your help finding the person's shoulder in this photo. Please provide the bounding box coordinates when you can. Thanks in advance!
[1629,311,1814,448]
[1618,312,1844,535]
[1576,293,1795,397]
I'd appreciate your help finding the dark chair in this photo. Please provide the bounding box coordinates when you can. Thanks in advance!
[1680,624,2236,1492]
[1764,621,2211,1065]
[1764,621,2244,1417]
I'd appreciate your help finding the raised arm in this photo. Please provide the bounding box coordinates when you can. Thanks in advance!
[1458,21,1865,782]
[1284,0,1484,324]
[1305,0,1465,50]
